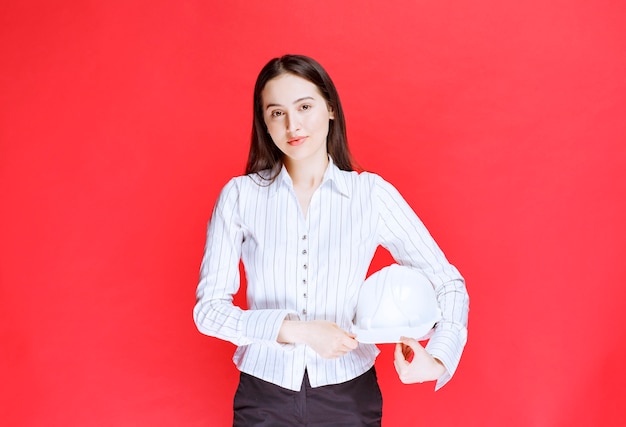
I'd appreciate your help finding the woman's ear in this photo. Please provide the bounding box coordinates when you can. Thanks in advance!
[329,107,335,120]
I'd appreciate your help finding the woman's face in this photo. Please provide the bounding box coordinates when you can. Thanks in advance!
[261,73,334,168]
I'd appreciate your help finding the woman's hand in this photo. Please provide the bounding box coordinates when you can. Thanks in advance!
[393,336,447,384]
[278,320,358,359]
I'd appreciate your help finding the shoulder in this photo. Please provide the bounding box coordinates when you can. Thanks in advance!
[333,168,381,186]
[330,168,402,203]
[340,169,393,191]
[355,171,405,204]
[218,170,277,199]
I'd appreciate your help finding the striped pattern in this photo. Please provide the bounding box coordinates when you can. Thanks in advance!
[194,159,469,391]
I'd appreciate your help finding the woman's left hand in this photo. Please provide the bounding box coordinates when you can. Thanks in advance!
[393,336,447,384]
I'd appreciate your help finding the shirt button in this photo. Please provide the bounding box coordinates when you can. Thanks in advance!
[303,292,307,298]
[302,279,307,285]
[302,309,307,315]
[303,264,308,270]
[302,235,307,240]
[302,249,307,255]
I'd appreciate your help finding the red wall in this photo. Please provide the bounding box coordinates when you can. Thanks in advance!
[1,1,625,425]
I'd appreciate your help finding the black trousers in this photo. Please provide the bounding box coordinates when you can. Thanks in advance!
[233,367,383,426]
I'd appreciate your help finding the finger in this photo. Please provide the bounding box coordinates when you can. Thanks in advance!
[400,336,423,352]
[393,356,407,371]
[393,358,402,375]
[399,335,418,345]
[342,339,358,351]
[400,343,409,355]
[394,343,407,362]
[410,342,429,358]
[402,345,413,360]
[393,357,409,380]
[394,342,402,356]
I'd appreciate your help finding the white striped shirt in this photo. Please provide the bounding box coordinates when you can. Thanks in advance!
[194,158,469,391]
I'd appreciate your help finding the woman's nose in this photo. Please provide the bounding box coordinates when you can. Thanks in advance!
[286,114,301,134]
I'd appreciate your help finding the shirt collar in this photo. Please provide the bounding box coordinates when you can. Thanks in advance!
[271,156,351,198]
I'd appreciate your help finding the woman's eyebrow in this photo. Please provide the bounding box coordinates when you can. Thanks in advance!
[265,96,315,110]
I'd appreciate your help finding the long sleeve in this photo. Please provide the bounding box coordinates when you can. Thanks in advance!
[373,175,469,390]
[193,162,467,392]
[193,178,294,347]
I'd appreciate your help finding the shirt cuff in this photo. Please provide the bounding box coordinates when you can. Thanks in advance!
[425,323,467,390]
[239,309,299,350]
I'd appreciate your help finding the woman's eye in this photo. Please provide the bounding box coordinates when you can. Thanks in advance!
[300,104,311,111]
[270,110,284,118]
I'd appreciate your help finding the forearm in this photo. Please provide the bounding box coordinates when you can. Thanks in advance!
[278,319,359,359]
[194,298,296,346]
[277,319,308,344]
[426,277,469,388]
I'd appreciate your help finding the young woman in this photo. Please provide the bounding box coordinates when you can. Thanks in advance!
[194,54,469,426]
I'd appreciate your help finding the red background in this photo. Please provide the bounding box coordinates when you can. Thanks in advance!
[2,1,625,426]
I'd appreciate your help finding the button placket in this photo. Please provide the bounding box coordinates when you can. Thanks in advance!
[300,234,309,316]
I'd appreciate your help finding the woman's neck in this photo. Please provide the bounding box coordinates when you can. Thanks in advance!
[284,155,329,191]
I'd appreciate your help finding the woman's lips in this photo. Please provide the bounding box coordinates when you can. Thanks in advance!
[287,136,307,146]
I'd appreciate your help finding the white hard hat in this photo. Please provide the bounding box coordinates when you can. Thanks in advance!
[353,264,441,344]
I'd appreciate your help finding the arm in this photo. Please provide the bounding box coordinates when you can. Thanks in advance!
[193,179,295,347]
[278,320,358,359]
[194,178,359,357]
[374,175,469,389]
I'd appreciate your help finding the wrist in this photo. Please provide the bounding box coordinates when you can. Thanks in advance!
[278,320,306,344]
[432,357,447,378]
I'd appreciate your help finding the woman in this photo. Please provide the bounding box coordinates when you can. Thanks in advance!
[194,54,469,426]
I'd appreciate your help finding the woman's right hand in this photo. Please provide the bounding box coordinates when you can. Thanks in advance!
[278,320,358,359]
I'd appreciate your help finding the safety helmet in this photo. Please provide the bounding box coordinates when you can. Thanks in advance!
[353,264,441,344]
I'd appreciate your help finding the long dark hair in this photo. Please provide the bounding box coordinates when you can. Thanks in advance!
[245,54,354,177]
